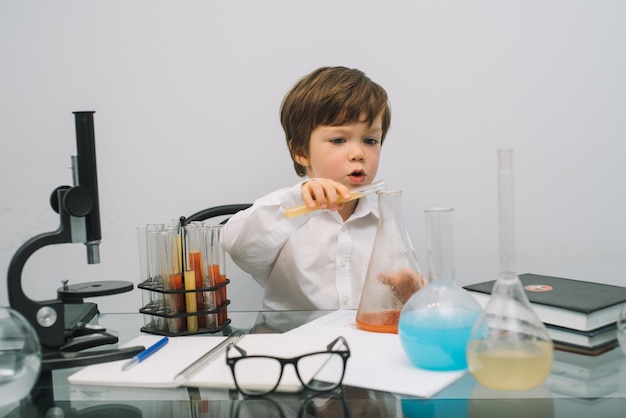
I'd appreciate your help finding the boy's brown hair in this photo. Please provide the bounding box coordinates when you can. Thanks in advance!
[280,66,391,177]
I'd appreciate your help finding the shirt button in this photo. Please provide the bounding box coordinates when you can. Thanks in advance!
[342,297,349,306]
[340,259,346,267]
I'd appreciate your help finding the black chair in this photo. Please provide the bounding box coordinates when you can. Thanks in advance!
[184,204,252,225]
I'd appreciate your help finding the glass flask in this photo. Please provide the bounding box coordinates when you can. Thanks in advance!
[399,207,482,371]
[466,149,553,391]
[0,306,42,407]
[617,303,626,356]
[356,190,424,333]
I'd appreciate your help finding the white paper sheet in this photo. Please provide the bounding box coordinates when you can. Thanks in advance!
[287,310,466,398]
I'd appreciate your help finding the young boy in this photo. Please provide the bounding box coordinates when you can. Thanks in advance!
[223,66,420,310]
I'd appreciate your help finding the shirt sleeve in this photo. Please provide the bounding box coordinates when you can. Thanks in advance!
[222,181,317,286]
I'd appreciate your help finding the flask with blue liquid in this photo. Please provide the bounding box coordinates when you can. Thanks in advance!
[399,207,482,371]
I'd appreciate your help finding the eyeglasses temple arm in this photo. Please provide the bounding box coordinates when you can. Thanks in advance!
[227,343,247,357]
[326,336,348,351]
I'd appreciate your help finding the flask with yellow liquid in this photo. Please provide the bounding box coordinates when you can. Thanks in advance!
[466,149,553,391]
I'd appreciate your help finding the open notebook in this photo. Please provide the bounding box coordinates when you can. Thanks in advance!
[68,333,333,392]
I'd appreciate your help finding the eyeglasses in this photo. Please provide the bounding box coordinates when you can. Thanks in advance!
[226,336,350,396]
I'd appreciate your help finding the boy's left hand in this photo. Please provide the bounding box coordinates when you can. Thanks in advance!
[378,268,425,304]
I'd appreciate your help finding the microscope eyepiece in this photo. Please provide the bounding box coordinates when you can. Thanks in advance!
[85,241,100,264]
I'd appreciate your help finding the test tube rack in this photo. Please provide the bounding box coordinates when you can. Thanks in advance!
[138,278,231,336]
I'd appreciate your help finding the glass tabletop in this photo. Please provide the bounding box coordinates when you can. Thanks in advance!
[4,311,626,418]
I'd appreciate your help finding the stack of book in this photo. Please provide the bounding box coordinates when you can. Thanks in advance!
[464,273,626,356]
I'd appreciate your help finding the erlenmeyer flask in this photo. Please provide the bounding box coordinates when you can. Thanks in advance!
[466,149,553,390]
[399,207,482,370]
[356,190,424,333]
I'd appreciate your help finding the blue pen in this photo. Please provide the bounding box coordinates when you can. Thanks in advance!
[122,336,169,371]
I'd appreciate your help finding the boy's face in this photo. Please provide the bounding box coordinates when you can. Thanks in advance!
[296,114,382,189]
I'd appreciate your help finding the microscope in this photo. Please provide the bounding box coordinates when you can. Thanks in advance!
[7,111,142,370]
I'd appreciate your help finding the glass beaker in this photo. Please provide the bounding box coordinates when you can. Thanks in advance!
[399,207,482,370]
[356,190,423,333]
[466,149,553,390]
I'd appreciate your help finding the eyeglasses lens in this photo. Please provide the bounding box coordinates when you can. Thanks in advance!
[302,352,345,391]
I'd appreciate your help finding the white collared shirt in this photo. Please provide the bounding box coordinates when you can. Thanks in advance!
[223,182,380,310]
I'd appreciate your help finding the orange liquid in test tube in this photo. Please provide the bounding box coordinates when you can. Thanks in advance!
[355,309,401,334]
[208,264,225,324]
[188,252,206,328]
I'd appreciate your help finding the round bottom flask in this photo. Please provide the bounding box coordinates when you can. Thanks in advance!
[399,208,482,371]
[466,149,553,390]
[0,307,42,407]
[466,276,554,390]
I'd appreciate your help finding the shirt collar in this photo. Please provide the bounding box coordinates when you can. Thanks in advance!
[350,192,380,221]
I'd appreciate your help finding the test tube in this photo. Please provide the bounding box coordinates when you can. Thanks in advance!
[185,223,205,331]
[215,225,228,325]
[137,226,152,328]
[160,226,186,333]
[284,180,386,218]
[145,224,167,331]
[146,224,165,289]
[202,224,222,329]
[137,226,149,284]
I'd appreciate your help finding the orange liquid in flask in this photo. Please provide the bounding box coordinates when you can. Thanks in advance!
[356,309,401,333]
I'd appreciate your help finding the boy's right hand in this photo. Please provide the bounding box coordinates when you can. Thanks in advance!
[301,178,352,212]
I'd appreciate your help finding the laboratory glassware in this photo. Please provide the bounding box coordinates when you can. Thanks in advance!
[466,149,553,390]
[0,306,41,407]
[399,207,482,370]
[284,180,386,218]
[356,190,424,333]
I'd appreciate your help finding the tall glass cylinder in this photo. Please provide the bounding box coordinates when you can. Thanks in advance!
[466,149,553,390]
[356,190,423,333]
[399,208,482,370]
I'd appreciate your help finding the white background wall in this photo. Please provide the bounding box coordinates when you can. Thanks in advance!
[1,0,624,313]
